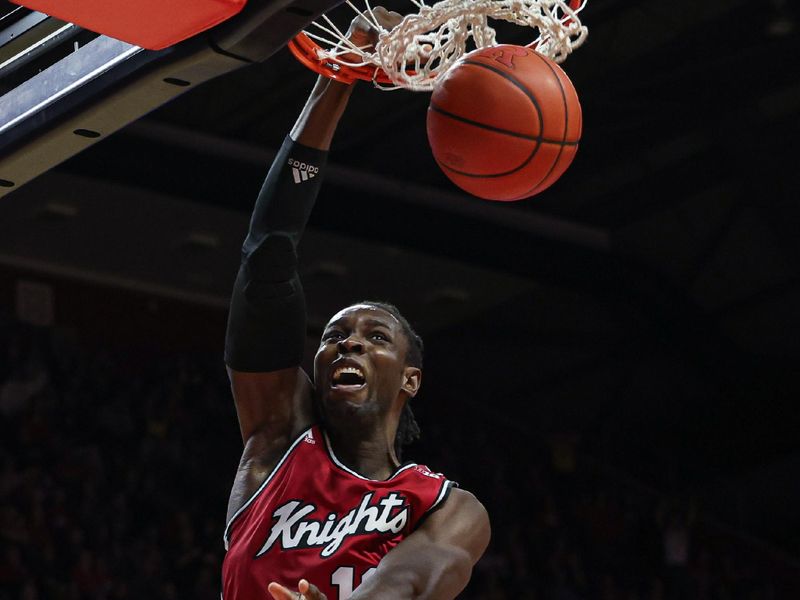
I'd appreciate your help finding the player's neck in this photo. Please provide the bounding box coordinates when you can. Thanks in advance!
[326,425,399,481]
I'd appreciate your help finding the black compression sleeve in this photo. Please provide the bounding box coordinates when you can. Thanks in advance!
[224,136,328,372]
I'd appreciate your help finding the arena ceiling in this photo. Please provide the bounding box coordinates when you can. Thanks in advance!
[1,0,799,553]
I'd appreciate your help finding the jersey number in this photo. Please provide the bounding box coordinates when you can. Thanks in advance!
[330,566,376,600]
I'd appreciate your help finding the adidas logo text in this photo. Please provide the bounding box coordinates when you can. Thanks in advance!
[288,158,319,184]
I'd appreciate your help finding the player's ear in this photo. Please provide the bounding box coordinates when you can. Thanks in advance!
[402,366,421,398]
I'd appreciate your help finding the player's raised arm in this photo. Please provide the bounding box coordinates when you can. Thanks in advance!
[224,75,355,446]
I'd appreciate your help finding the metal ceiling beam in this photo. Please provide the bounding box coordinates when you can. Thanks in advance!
[124,119,612,251]
[71,120,753,383]
[563,64,800,224]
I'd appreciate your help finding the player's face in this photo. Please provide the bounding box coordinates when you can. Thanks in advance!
[314,305,417,419]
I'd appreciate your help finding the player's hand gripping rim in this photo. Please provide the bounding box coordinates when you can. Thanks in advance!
[338,6,402,64]
[268,579,327,600]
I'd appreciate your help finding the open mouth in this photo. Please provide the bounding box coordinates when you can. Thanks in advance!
[331,366,366,389]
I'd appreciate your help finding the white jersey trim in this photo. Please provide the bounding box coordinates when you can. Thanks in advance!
[413,478,455,531]
[431,479,453,511]
[322,429,418,481]
[223,425,313,551]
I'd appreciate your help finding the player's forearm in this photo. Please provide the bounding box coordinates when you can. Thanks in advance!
[224,78,352,372]
[350,489,489,599]
[349,543,472,600]
[291,76,355,151]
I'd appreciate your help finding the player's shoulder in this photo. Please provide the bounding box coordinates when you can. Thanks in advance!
[425,484,488,531]
[445,487,488,522]
[421,486,490,562]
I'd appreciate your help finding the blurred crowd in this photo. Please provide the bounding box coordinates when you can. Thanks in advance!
[0,319,796,600]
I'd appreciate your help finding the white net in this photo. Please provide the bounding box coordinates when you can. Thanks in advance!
[305,0,588,90]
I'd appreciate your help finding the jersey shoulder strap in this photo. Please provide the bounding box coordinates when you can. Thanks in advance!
[223,425,318,550]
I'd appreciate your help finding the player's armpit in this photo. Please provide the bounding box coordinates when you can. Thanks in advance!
[349,488,491,600]
[228,366,314,444]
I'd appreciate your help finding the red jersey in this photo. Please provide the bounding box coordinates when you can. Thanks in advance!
[222,425,454,600]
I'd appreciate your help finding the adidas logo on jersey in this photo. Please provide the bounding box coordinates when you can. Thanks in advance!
[288,158,319,184]
[414,465,443,479]
[256,491,409,558]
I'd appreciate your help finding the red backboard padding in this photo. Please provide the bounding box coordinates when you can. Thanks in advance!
[11,0,247,50]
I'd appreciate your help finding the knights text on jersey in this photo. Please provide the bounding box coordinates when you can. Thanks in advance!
[221,425,454,600]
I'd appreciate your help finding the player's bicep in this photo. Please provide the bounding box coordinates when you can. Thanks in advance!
[415,488,491,579]
[228,366,314,444]
[351,489,490,600]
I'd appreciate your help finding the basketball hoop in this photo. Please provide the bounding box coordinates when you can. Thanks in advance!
[287,0,588,90]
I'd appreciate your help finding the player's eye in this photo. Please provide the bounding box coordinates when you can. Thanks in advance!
[370,331,390,342]
[323,330,345,342]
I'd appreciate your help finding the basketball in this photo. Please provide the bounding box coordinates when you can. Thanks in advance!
[427,44,582,201]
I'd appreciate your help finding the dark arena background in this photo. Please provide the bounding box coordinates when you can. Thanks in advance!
[1,0,800,598]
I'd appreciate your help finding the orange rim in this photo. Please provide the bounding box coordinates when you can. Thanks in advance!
[287,32,395,85]
[288,0,585,85]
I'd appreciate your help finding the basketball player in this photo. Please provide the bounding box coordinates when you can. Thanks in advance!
[221,9,490,600]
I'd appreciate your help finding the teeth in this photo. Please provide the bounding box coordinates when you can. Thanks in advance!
[333,366,366,385]
[333,366,364,380]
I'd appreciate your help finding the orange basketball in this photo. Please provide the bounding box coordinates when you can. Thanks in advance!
[427,45,582,201]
